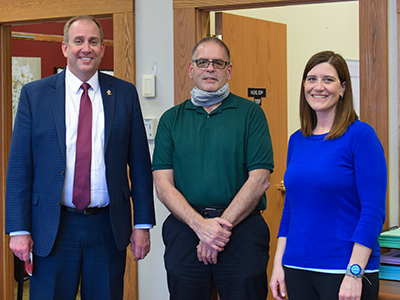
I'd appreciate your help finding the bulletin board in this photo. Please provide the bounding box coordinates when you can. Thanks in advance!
[346,59,360,116]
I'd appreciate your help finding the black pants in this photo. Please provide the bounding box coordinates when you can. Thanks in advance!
[162,213,270,300]
[284,266,379,300]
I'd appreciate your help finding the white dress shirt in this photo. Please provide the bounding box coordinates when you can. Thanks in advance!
[62,67,110,208]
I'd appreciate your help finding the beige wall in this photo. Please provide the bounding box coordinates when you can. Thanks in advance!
[214,1,359,137]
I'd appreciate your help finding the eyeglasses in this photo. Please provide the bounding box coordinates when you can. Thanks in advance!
[192,59,229,70]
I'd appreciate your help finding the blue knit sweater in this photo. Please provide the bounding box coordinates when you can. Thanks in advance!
[278,120,387,272]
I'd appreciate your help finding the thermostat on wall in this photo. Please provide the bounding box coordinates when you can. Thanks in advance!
[143,118,157,139]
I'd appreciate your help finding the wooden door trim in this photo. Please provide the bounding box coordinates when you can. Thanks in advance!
[11,32,114,46]
[0,0,133,24]
[173,0,349,10]
[0,2,138,300]
[173,0,389,226]
[358,0,389,229]
[0,24,13,300]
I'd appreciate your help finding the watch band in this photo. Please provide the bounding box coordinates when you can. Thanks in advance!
[346,263,365,278]
[345,264,373,285]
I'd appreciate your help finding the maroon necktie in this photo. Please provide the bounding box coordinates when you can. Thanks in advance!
[72,83,92,211]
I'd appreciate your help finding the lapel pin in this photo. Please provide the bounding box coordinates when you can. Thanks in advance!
[107,90,112,96]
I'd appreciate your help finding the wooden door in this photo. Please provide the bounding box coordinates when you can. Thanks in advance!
[217,12,287,300]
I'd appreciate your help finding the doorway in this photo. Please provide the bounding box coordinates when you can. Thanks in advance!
[216,1,359,137]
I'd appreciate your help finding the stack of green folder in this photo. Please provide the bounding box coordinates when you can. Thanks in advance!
[379,227,400,248]
[379,228,400,281]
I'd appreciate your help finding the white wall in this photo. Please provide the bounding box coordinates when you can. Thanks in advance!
[388,0,399,229]
[135,0,173,299]
[135,1,398,299]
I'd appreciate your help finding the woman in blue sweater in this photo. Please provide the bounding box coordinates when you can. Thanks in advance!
[269,51,387,300]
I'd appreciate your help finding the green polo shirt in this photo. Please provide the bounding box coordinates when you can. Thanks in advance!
[152,93,274,210]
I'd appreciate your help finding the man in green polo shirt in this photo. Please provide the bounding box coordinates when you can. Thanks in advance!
[153,36,274,300]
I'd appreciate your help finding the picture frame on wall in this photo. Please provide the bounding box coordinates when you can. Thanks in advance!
[12,57,41,126]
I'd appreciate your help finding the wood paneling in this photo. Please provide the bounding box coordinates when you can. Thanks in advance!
[359,0,388,148]
[173,8,211,105]
[359,0,389,229]
[0,0,133,24]
[0,24,13,300]
[123,251,138,300]
[196,10,211,42]
[114,13,138,300]
[173,8,197,105]
[11,31,114,47]
[114,12,135,83]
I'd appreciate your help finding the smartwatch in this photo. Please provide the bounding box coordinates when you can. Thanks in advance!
[347,264,365,277]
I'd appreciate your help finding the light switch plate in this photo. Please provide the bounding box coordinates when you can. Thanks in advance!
[142,74,156,97]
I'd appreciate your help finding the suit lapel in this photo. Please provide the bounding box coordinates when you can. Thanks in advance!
[50,71,67,160]
[99,72,116,152]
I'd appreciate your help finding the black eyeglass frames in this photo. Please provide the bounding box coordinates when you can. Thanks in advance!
[192,59,229,70]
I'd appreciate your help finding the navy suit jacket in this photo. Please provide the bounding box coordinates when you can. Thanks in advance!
[5,70,156,256]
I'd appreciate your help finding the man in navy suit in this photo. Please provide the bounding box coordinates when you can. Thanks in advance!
[5,15,155,300]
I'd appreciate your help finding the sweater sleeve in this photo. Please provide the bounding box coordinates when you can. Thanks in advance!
[351,124,387,249]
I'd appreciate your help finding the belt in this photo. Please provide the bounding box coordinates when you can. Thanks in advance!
[61,205,109,215]
[194,207,260,219]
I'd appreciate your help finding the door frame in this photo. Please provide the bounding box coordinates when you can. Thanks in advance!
[172,0,389,222]
[0,1,138,299]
